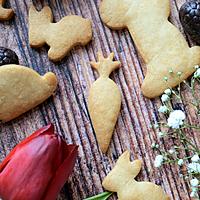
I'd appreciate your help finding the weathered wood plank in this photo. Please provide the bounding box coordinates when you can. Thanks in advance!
[0,0,198,199]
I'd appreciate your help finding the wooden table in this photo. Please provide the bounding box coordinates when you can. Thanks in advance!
[0,0,199,199]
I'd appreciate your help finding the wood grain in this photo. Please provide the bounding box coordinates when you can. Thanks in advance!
[0,0,199,199]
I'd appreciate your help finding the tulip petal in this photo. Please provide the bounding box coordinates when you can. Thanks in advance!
[0,124,78,200]
[0,124,53,172]
[44,145,78,200]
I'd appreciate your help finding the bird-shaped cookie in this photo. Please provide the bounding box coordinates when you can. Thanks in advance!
[88,52,121,153]
[103,151,170,200]
[0,65,57,122]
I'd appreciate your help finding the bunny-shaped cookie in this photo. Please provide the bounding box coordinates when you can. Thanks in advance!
[103,151,170,200]
[29,6,92,62]
[88,53,121,153]
[100,0,200,98]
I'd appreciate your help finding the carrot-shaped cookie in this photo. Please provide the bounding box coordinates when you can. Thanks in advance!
[88,52,121,153]
[103,151,170,200]
[0,0,13,20]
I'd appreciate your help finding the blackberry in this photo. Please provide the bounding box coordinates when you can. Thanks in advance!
[179,0,200,44]
[0,47,19,66]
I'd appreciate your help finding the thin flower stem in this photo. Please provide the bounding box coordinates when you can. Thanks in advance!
[164,160,177,164]
[183,81,192,90]
[196,78,200,83]
[172,90,181,100]
[183,124,200,130]
[177,130,199,153]
[178,82,182,101]
[190,78,200,114]
[174,146,197,152]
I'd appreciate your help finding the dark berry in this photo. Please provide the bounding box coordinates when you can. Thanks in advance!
[0,47,19,66]
[179,0,200,44]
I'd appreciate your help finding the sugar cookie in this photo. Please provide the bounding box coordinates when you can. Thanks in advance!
[103,151,170,200]
[0,0,13,20]
[0,65,57,122]
[88,52,121,153]
[100,0,200,98]
[29,6,92,62]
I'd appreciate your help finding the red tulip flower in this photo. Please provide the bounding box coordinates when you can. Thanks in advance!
[0,124,78,200]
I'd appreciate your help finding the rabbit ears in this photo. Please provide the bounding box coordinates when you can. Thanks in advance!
[99,0,131,29]
[102,151,142,192]
[116,151,142,178]
[29,5,53,23]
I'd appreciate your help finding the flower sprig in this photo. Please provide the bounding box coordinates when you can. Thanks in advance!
[152,66,200,199]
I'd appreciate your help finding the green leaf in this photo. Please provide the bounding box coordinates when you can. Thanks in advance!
[84,192,113,200]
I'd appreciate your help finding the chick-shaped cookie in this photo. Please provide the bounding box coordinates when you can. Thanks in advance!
[88,53,121,153]
[100,0,200,98]
[0,0,13,20]
[0,65,57,122]
[103,151,170,200]
[29,6,92,62]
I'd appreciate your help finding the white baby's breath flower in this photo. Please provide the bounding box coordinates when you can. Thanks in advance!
[191,154,200,163]
[194,68,200,78]
[154,155,164,168]
[158,132,165,138]
[178,159,184,166]
[167,110,186,129]
[154,123,159,129]
[151,143,159,149]
[190,191,199,198]
[164,89,172,96]
[161,94,169,102]
[188,162,200,173]
[177,71,182,76]
[194,65,199,70]
[164,76,168,81]
[158,105,168,114]
[179,174,183,178]
[192,187,198,193]
[185,176,189,180]
[190,178,199,187]
[190,186,199,199]
[151,143,156,148]
[168,149,175,154]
